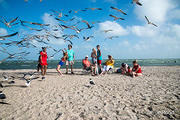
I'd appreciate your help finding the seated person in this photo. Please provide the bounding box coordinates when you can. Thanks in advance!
[101,55,114,75]
[82,56,94,75]
[131,60,142,77]
[117,63,131,75]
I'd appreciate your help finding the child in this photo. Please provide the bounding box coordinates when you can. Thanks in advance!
[131,60,142,77]
[56,49,68,75]
[117,63,131,75]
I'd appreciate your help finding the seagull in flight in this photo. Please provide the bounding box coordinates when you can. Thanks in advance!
[145,16,158,27]
[0,32,18,40]
[102,30,113,33]
[0,17,19,28]
[132,0,142,6]
[110,6,127,15]
[83,36,94,41]
[109,14,125,21]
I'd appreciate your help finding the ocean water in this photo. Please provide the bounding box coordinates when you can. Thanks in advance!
[0,59,180,70]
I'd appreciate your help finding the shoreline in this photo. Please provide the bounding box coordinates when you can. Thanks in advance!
[0,65,180,70]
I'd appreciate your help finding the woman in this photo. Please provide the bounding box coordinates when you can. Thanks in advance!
[40,47,48,79]
[131,60,142,77]
[101,55,114,75]
[91,48,97,75]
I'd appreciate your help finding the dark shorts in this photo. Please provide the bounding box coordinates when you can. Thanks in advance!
[97,60,102,65]
[58,61,64,66]
[37,63,42,68]
[85,67,91,71]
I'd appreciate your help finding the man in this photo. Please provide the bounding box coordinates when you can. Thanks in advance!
[66,44,75,74]
[96,45,102,74]
[82,55,94,75]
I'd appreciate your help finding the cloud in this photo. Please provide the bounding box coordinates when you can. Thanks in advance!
[99,21,129,37]
[41,13,65,45]
[134,0,176,24]
[129,25,158,37]
[0,28,8,35]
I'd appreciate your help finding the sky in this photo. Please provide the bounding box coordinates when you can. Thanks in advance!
[0,0,180,60]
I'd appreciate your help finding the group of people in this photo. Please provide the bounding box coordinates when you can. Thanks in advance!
[37,44,142,79]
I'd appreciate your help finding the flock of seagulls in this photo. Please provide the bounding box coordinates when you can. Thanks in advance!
[0,0,158,102]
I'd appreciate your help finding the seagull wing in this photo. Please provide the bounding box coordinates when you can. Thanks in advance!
[151,23,158,27]
[0,32,18,39]
[145,16,150,23]
[9,17,18,24]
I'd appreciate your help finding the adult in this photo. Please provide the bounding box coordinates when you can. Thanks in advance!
[40,47,48,79]
[82,56,94,75]
[91,48,97,75]
[96,45,102,74]
[131,60,142,77]
[101,55,114,75]
[66,44,75,74]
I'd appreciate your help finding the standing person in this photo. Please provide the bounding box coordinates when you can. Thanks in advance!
[96,45,102,74]
[56,49,68,76]
[37,53,41,72]
[91,48,97,75]
[66,44,75,74]
[40,47,48,79]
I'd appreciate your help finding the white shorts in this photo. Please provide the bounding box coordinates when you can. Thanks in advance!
[66,61,74,65]
[103,65,113,71]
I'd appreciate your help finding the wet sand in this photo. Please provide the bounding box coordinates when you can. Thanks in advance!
[0,66,180,120]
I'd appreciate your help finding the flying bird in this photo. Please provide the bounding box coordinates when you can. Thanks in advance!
[0,32,18,39]
[145,16,158,27]
[82,20,94,29]
[106,36,119,40]
[20,20,49,26]
[132,0,142,6]
[83,36,94,41]
[0,17,19,28]
[62,34,79,40]
[85,8,102,11]
[110,6,127,15]
[65,40,73,45]
[102,30,113,33]
[109,14,125,21]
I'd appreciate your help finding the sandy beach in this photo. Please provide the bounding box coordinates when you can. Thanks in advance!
[0,66,180,120]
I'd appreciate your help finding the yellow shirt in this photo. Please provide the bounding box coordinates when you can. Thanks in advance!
[105,59,114,67]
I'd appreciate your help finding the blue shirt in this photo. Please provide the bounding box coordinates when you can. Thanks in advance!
[67,49,74,61]
[97,50,102,60]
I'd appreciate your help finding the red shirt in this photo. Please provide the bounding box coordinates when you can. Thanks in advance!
[83,59,91,67]
[133,65,142,73]
[40,51,48,66]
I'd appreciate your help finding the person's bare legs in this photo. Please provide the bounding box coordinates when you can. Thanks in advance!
[135,73,142,77]
[99,64,102,74]
[44,65,47,75]
[41,65,44,76]
[94,64,97,75]
[56,65,63,75]
[66,65,68,74]
[90,66,95,76]
[71,64,74,74]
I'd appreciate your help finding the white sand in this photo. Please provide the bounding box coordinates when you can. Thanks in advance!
[0,66,180,120]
